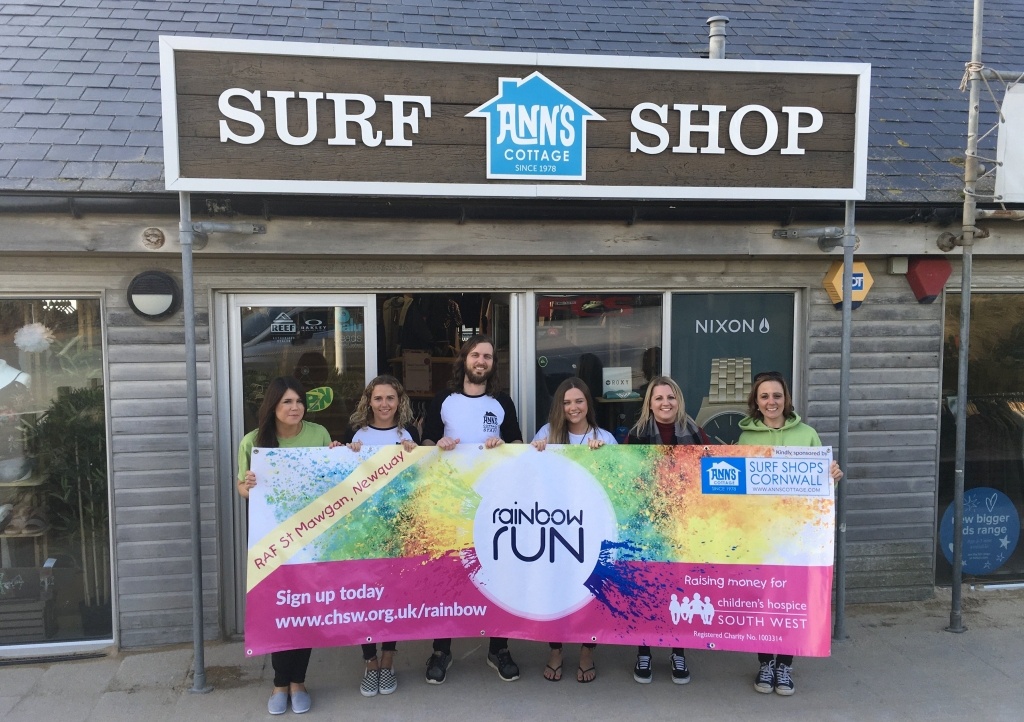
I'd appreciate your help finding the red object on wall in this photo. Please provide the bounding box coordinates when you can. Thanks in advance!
[906,257,953,303]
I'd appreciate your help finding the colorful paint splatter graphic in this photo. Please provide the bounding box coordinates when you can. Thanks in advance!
[245,444,834,657]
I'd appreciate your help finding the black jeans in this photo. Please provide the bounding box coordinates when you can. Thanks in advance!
[271,648,312,687]
[433,637,509,655]
[637,645,684,656]
[758,652,795,666]
[362,641,397,660]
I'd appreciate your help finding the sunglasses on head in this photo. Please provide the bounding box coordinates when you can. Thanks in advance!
[753,371,786,384]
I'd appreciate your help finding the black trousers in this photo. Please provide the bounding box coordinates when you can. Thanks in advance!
[361,641,397,659]
[636,645,684,656]
[758,652,795,666]
[271,648,312,687]
[433,637,508,655]
[549,642,596,650]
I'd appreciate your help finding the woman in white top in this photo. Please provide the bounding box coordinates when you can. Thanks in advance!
[531,377,615,683]
[345,375,417,697]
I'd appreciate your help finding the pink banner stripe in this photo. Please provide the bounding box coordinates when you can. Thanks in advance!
[245,557,833,657]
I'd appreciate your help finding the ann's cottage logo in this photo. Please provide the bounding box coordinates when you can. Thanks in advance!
[701,458,746,495]
[467,71,603,180]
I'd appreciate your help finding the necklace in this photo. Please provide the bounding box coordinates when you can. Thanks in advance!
[571,426,592,443]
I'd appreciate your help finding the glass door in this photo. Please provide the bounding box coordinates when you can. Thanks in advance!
[224,293,376,632]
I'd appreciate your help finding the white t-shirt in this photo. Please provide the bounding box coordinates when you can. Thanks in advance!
[533,423,617,446]
[351,425,414,445]
[423,390,522,444]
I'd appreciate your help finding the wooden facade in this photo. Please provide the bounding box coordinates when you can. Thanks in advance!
[6,213,1016,646]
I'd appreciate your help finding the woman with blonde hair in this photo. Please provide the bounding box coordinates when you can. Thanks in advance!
[344,374,418,696]
[626,374,711,685]
[346,374,418,453]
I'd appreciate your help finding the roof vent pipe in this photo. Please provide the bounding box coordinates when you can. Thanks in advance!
[706,16,729,59]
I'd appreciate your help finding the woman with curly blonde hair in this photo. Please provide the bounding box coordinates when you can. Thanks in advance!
[344,374,418,697]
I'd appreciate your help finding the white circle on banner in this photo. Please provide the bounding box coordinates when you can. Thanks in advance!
[471,450,617,620]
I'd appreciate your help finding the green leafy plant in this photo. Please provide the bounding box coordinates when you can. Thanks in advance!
[29,385,109,608]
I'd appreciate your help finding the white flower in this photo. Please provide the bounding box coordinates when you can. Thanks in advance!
[14,323,55,353]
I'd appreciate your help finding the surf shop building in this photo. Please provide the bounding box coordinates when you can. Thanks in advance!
[1,4,1023,656]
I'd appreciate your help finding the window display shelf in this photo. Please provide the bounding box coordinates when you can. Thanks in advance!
[0,474,45,489]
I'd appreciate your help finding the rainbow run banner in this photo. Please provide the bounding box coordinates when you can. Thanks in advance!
[244,444,835,657]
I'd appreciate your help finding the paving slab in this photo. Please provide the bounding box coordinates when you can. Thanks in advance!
[0,587,1020,722]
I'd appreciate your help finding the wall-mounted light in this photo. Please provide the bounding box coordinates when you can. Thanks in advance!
[127,270,181,319]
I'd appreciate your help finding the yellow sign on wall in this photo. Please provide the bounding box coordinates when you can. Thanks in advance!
[823,261,873,309]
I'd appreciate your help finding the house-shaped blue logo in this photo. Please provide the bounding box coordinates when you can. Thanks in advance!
[701,458,747,495]
[467,71,603,181]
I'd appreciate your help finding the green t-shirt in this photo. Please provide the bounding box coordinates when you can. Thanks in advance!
[236,421,332,481]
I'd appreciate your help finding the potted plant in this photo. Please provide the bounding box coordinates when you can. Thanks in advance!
[29,384,110,635]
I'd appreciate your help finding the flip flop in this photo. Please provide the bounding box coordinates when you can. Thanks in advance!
[543,664,562,682]
[577,665,596,683]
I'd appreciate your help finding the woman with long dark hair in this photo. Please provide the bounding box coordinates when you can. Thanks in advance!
[236,376,337,715]
[737,370,842,697]
[531,377,615,683]
[627,375,710,686]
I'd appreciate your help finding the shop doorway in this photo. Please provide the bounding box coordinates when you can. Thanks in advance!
[223,293,377,632]
[376,293,513,425]
[220,291,515,634]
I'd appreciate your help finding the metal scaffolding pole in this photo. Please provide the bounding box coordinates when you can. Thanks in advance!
[947,0,985,634]
[833,200,855,641]
[179,191,212,691]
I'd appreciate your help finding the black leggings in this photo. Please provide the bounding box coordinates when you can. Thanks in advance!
[433,637,508,655]
[549,642,596,650]
[271,648,312,687]
[758,652,795,666]
[362,641,397,660]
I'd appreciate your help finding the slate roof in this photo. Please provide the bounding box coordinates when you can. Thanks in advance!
[0,0,1020,204]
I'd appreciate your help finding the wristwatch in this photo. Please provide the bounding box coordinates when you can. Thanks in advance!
[694,358,752,444]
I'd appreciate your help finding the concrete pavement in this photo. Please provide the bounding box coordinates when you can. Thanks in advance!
[1,586,1021,721]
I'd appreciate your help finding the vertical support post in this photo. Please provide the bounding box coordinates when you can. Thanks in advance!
[706,16,729,60]
[833,200,855,641]
[180,191,213,690]
[948,0,984,635]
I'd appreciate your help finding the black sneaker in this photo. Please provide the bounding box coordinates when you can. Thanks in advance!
[754,659,775,694]
[774,662,794,696]
[669,652,690,684]
[633,654,653,683]
[425,650,452,684]
[486,648,520,681]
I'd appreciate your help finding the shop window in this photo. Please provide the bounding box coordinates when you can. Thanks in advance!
[671,293,795,444]
[239,303,368,442]
[380,293,511,415]
[0,299,110,645]
[939,293,1024,583]
[534,293,663,439]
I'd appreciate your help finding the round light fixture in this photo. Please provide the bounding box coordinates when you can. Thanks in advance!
[127,270,181,319]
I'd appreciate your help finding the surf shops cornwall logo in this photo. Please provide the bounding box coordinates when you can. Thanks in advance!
[467,71,603,180]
